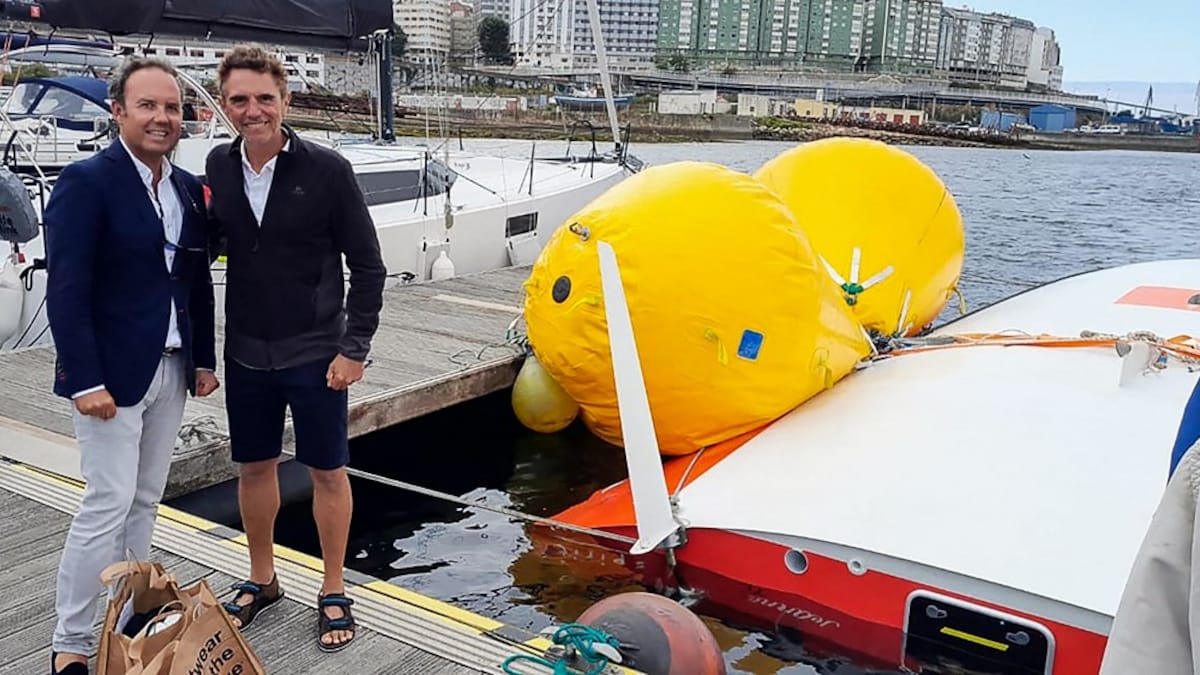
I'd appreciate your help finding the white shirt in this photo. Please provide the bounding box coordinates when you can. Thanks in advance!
[122,137,183,350]
[72,139,184,399]
[241,138,290,226]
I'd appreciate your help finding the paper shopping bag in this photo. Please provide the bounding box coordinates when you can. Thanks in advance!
[123,606,191,675]
[97,560,196,675]
[168,579,266,675]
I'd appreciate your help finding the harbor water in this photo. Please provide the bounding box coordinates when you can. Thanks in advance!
[177,141,1200,674]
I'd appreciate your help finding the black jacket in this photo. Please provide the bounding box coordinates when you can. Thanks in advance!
[206,126,386,370]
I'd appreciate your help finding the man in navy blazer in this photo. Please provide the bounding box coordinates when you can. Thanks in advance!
[43,57,218,675]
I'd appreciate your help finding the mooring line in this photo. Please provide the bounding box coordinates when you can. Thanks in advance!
[277,447,639,547]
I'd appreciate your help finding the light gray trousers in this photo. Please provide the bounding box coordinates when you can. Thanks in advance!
[51,353,186,656]
[1100,439,1200,675]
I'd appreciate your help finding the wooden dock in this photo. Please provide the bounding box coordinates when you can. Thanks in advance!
[0,266,532,498]
[0,458,637,675]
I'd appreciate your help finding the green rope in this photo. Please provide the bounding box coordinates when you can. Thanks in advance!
[502,623,621,675]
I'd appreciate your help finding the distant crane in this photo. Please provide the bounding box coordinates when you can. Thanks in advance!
[1195,80,1199,117]
[1141,85,1153,117]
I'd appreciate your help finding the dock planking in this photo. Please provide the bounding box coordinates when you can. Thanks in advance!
[0,489,486,675]
[0,460,636,675]
[0,266,532,498]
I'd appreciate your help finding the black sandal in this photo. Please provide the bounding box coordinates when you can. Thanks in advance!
[222,574,285,631]
[317,592,357,653]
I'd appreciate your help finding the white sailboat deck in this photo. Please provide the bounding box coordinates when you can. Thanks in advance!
[676,260,1200,623]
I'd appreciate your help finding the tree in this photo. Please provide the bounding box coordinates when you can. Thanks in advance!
[478,16,512,65]
[391,23,408,61]
[3,63,58,85]
[665,54,690,73]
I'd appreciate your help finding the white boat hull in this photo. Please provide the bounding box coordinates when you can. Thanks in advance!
[0,141,633,352]
[543,258,1200,674]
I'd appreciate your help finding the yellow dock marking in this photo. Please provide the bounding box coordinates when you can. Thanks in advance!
[5,460,644,673]
[157,504,220,533]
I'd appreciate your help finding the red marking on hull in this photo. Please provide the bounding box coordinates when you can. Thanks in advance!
[531,525,1109,673]
[1115,286,1200,312]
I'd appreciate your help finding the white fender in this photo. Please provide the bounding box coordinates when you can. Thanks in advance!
[0,257,25,346]
[431,250,456,281]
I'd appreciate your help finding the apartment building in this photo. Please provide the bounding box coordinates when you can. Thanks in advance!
[394,0,452,64]
[510,0,576,68]
[655,0,794,66]
[655,0,941,71]
[798,0,872,68]
[861,0,942,72]
[450,1,478,66]
[476,0,511,19]
[115,38,326,89]
[494,0,1063,92]
[572,0,659,71]
[1027,26,1064,90]
[937,7,1035,88]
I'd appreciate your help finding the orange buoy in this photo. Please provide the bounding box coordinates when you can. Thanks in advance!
[577,591,727,674]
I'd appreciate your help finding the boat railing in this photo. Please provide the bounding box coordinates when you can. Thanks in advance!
[0,106,57,191]
[565,120,601,170]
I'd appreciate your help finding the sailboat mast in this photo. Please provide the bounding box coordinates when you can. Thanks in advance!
[582,0,621,153]
[376,30,396,142]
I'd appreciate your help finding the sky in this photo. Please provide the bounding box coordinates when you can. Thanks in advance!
[958,1,1199,111]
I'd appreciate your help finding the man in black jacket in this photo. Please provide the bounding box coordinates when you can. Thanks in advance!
[206,45,385,652]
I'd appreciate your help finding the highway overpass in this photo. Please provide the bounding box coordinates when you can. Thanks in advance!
[458,65,1109,115]
[613,70,1109,115]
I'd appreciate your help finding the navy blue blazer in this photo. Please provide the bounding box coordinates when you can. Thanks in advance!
[45,141,217,407]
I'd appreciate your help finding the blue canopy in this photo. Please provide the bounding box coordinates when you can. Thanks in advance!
[6,76,111,132]
[20,76,110,109]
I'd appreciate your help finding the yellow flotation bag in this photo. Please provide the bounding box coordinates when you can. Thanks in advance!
[511,352,579,433]
[522,161,872,456]
[754,138,965,337]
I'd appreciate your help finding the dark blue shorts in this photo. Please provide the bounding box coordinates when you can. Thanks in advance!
[225,356,349,470]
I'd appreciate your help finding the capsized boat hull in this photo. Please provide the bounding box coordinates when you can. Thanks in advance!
[542,259,1200,673]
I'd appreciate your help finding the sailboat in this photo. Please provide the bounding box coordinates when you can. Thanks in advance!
[550,86,635,111]
[0,0,642,351]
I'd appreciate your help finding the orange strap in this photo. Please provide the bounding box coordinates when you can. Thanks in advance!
[883,333,1200,362]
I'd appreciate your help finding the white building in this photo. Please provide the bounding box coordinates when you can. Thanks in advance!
[395,0,452,64]
[571,0,658,71]
[1001,17,1034,89]
[738,93,794,117]
[657,90,729,115]
[1027,26,1064,91]
[509,0,658,72]
[509,0,575,68]
[937,7,1035,88]
[115,38,326,90]
[476,0,511,19]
